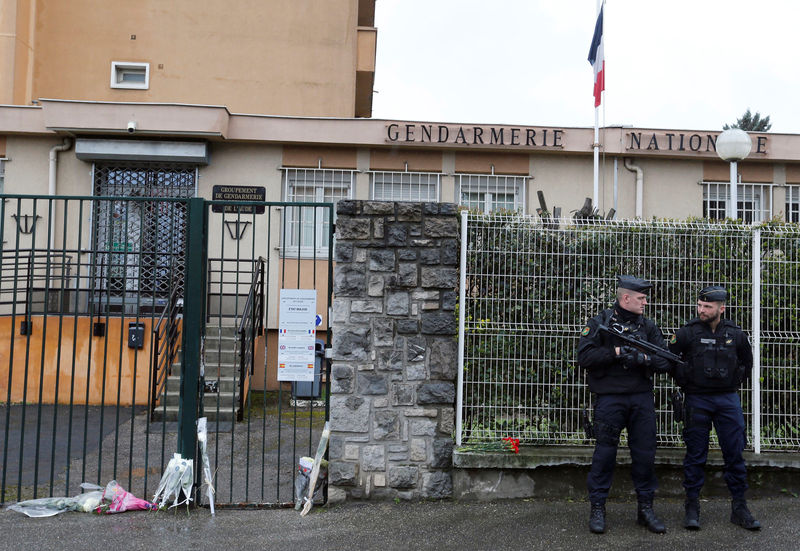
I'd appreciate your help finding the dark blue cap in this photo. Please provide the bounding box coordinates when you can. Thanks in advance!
[617,275,652,293]
[699,285,728,302]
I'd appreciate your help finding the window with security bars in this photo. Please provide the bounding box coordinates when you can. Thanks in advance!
[786,186,800,223]
[282,168,353,256]
[702,182,772,223]
[456,174,526,214]
[92,163,196,314]
[370,171,440,202]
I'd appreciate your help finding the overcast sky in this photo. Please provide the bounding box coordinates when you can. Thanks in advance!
[372,0,798,134]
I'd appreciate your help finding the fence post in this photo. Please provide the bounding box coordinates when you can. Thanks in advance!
[456,210,468,447]
[178,197,205,461]
[752,228,761,454]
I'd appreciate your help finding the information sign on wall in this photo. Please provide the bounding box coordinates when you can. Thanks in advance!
[277,289,317,382]
[211,185,266,214]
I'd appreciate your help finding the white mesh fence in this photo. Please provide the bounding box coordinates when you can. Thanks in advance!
[457,212,800,451]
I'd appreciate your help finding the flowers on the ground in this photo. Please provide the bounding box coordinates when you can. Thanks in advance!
[457,437,520,454]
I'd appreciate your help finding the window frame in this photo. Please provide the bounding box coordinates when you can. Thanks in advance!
[701,181,774,223]
[110,61,150,90]
[455,173,527,214]
[369,170,441,202]
[786,185,800,223]
[0,157,6,195]
[281,167,354,257]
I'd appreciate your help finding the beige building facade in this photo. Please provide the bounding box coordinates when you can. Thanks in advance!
[1,100,800,223]
[1,0,377,117]
[2,0,800,397]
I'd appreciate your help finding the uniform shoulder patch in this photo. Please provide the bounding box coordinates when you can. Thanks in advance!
[581,326,591,336]
[669,334,677,344]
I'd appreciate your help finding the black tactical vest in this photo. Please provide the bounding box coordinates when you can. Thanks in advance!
[684,320,741,390]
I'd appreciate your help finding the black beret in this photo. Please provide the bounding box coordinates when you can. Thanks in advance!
[699,285,728,302]
[617,275,652,293]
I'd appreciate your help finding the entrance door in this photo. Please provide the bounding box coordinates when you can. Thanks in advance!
[92,163,196,315]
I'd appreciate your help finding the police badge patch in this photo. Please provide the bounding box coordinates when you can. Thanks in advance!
[581,326,590,336]
[670,334,677,344]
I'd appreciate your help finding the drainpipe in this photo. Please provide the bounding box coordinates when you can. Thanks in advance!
[624,158,643,219]
[48,138,72,247]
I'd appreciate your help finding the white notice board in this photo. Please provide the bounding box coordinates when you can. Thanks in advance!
[277,289,317,382]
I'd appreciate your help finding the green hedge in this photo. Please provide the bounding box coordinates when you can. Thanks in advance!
[461,214,800,449]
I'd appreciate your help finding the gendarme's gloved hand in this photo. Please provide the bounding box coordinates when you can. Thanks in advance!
[618,346,650,369]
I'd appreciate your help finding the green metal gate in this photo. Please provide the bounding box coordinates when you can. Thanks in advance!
[0,194,333,508]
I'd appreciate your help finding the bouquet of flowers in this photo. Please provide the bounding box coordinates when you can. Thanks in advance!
[97,480,158,513]
[153,453,194,509]
[457,436,520,454]
[8,484,104,517]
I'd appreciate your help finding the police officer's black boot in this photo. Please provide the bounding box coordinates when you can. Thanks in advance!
[730,498,761,530]
[589,502,606,534]
[683,497,700,530]
[637,501,666,534]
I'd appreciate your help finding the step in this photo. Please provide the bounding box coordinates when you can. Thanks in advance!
[151,406,236,423]
[167,375,239,393]
[204,349,241,364]
[168,363,240,378]
[163,390,238,409]
[205,325,240,339]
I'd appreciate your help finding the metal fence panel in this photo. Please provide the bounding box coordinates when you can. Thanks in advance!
[457,212,800,452]
[0,194,187,504]
[0,195,333,507]
[200,201,333,507]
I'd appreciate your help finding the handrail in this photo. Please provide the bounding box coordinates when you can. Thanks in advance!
[150,286,183,419]
[236,257,265,421]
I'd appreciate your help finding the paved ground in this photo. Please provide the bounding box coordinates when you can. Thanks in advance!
[0,398,324,504]
[0,496,797,550]
[0,405,140,487]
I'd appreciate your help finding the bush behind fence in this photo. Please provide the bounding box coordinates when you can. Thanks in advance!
[460,214,800,450]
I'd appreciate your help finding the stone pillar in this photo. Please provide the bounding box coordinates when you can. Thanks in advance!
[329,200,459,501]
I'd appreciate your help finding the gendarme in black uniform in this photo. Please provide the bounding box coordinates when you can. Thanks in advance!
[577,275,670,535]
[668,285,760,531]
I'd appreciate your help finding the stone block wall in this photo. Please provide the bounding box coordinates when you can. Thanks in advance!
[328,200,459,501]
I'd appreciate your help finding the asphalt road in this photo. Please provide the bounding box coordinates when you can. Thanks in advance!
[1,496,798,551]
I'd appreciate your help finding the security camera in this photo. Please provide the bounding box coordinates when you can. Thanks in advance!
[127,121,137,133]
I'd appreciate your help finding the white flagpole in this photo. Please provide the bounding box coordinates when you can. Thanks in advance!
[594,108,599,211]
[592,0,602,212]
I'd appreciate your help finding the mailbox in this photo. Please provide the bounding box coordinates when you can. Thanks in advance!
[128,322,145,348]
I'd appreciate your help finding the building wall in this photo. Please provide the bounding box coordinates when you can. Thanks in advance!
[4,0,369,117]
[0,316,154,406]
[3,134,796,232]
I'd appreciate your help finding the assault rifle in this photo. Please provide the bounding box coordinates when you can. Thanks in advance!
[597,323,686,367]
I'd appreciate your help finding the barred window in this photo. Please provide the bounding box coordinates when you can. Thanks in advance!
[702,182,772,223]
[456,174,526,214]
[786,186,800,223]
[370,171,440,202]
[92,163,196,315]
[282,168,353,256]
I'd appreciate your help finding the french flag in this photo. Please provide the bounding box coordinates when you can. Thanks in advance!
[588,4,605,108]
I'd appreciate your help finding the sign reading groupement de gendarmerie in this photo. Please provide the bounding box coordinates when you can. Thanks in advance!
[386,123,565,148]
[211,185,266,214]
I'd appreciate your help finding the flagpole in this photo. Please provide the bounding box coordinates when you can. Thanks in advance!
[592,0,603,212]
[594,105,599,211]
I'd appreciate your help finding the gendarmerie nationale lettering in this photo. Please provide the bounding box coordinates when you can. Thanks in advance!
[386,123,564,148]
[626,132,768,154]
